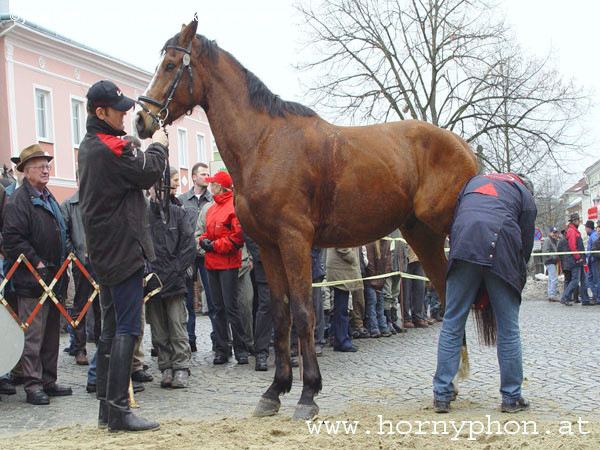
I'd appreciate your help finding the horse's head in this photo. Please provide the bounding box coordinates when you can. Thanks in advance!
[136,19,205,138]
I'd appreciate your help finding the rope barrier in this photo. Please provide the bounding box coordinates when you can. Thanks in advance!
[312,249,600,288]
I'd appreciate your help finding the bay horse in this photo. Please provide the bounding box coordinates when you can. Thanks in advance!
[136,20,477,420]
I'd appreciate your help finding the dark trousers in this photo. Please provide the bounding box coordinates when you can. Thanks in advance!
[18,296,60,393]
[207,268,247,358]
[402,261,426,322]
[72,264,96,354]
[563,270,579,301]
[331,288,352,350]
[99,267,144,339]
[253,281,272,357]
[185,256,215,342]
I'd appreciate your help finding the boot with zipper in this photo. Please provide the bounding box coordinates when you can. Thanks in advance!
[95,338,112,429]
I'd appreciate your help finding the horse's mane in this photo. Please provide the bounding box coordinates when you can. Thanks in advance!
[162,33,316,119]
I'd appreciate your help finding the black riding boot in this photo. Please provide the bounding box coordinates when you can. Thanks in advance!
[96,338,112,428]
[107,334,159,432]
[390,307,403,333]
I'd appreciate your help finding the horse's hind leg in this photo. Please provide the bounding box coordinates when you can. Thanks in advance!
[253,246,292,417]
[399,220,448,305]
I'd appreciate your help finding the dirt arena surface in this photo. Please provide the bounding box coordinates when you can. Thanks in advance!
[4,403,599,449]
[3,278,600,448]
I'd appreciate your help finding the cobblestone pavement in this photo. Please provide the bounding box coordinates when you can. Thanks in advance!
[1,280,599,435]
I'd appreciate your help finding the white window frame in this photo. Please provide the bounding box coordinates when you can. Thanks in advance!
[33,85,54,143]
[177,127,188,168]
[70,95,86,148]
[196,132,206,164]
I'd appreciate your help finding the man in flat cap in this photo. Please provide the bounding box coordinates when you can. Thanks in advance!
[78,80,167,432]
[2,144,70,405]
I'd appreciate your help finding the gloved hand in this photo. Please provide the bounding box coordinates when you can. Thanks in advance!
[575,256,584,265]
[200,238,215,252]
[152,129,169,147]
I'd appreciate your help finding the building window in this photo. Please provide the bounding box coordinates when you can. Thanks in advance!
[178,128,188,168]
[196,133,205,163]
[71,99,85,147]
[35,88,53,142]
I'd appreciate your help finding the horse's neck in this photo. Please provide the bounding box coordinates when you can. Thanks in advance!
[202,55,270,178]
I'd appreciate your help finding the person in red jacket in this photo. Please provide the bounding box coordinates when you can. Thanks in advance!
[198,171,249,365]
[560,213,590,305]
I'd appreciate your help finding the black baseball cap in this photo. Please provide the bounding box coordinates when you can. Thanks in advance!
[87,80,135,112]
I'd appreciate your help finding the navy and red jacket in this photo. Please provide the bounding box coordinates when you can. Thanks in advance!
[78,115,167,286]
[448,173,537,296]
[199,190,244,270]
[565,223,585,266]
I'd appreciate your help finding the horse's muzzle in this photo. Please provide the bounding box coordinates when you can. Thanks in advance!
[135,112,152,139]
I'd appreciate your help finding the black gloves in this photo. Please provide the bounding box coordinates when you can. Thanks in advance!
[200,238,215,252]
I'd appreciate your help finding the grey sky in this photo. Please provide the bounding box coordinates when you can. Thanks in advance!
[10,0,599,186]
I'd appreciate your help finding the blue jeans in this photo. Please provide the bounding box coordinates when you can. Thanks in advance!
[561,265,589,304]
[87,350,97,384]
[587,260,600,301]
[364,286,388,334]
[433,260,523,402]
[331,288,352,350]
[546,264,558,298]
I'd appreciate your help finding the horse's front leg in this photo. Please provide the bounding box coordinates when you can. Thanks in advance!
[278,236,321,420]
[253,246,292,417]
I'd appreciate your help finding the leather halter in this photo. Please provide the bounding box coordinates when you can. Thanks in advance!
[137,41,195,129]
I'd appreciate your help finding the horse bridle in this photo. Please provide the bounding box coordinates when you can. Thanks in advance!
[137,41,195,130]
[136,41,194,225]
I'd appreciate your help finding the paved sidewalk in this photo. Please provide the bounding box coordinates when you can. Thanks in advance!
[1,282,599,435]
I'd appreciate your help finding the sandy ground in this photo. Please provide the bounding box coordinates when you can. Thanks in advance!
[6,278,597,449]
[4,403,599,449]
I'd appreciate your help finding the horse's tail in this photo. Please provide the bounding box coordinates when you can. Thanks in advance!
[457,334,470,381]
[473,302,497,346]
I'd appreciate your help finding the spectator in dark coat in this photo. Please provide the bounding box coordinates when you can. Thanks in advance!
[433,173,536,414]
[3,144,70,405]
[146,179,196,389]
[61,189,101,365]
[178,162,213,352]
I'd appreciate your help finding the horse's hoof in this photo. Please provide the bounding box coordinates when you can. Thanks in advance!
[292,403,319,421]
[252,397,281,417]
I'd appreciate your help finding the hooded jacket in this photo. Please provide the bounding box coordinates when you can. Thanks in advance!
[78,115,167,286]
[199,190,244,270]
[148,201,196,298]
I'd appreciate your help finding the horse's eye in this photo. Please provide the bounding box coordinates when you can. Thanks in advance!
[165,63,176,72]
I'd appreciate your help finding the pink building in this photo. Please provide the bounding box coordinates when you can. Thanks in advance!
[0,16,213,202]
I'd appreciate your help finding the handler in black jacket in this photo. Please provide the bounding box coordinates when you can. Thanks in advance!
[433,173,537,414]
[78,80,167,432]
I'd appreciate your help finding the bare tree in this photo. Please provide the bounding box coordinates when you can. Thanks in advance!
[533,170,568,231]
[296,0,590,175]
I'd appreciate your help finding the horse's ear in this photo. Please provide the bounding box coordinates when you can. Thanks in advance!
[180,18,198,45]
